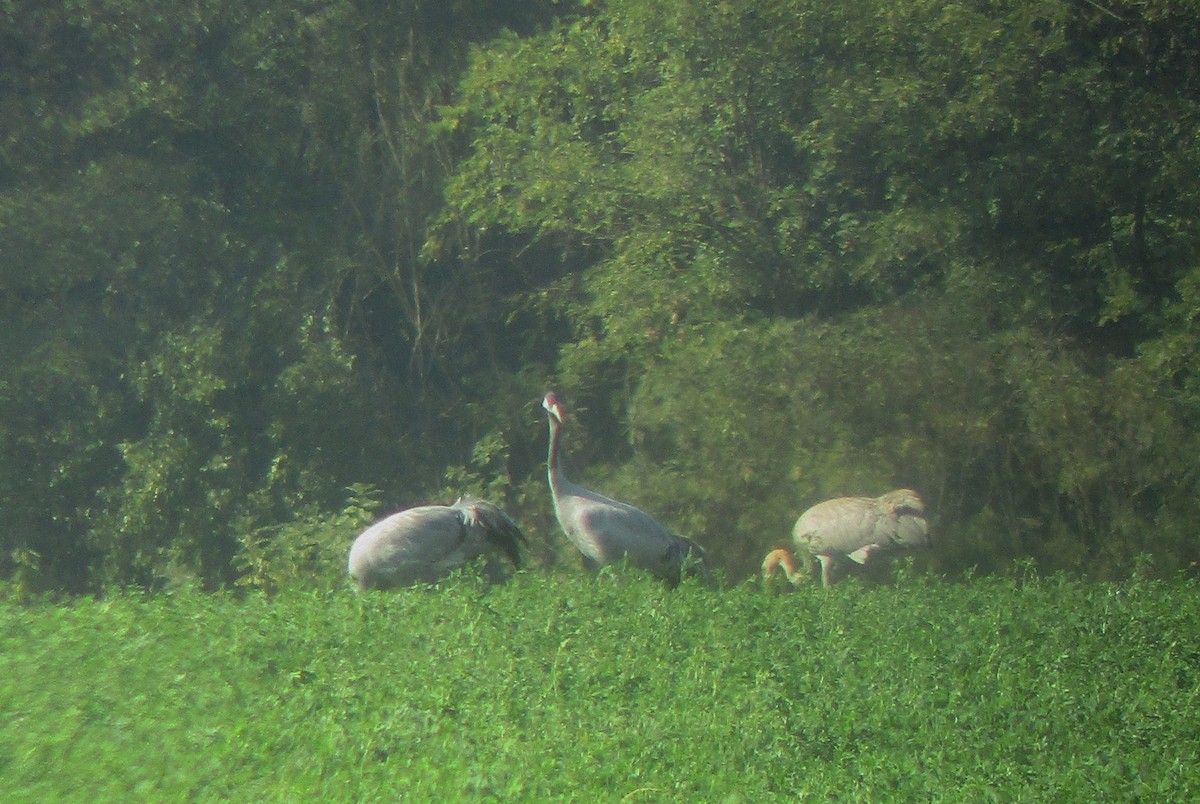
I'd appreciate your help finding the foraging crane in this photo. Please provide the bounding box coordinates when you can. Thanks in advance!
[764,489,930,587]
[542,391,709,585]
[761,548,806,587]
[347,496,525,591]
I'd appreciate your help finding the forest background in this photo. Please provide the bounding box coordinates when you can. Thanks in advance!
[3,0,1200,595]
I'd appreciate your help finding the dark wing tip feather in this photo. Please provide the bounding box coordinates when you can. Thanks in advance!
[452,496,527,567]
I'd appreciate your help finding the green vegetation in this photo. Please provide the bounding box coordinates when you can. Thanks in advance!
[7,5,1196,793]
[4,0,1200,592]
[2,572,1197,799]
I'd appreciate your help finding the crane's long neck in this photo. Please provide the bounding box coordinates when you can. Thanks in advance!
[547,414,567,499]
[762,548,804,587]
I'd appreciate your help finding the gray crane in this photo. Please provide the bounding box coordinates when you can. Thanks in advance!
[542,391,709,585]
[347,495,525,591]
[764,489,930,587]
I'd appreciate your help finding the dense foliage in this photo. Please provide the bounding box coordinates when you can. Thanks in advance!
[2,572,1198,798]
[3,0,1200,591]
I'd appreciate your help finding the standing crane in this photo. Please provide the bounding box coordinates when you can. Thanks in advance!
[764,489,930,587]
[542,391,709,585]
[347,496,525,591]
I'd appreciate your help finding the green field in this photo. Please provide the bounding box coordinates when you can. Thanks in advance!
[2,570,1198,800]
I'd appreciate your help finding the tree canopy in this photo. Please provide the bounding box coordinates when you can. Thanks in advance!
[3,0,1200,593]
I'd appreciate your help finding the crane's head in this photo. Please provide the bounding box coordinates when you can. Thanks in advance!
[542,391,565,424]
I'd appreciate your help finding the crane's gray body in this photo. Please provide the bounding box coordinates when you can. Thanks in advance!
[792,489,929,586]
[554,481,704,579]
[543,392,708,585]
[348,496,524,591]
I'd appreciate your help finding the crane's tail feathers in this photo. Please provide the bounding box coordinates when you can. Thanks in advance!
[881,488,925,516]
[453,496,527,567]
[890,516,928,549]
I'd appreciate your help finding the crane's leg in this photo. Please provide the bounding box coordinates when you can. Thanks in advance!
[818,555,836,587]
